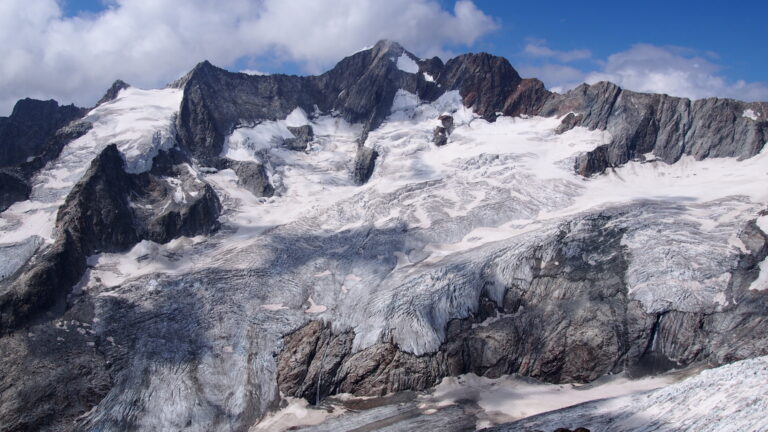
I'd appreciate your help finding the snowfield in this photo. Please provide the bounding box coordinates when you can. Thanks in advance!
[2,83,768,430]
[487,356,768,432]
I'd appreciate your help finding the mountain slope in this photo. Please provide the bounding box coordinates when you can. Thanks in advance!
[0,40,767,431]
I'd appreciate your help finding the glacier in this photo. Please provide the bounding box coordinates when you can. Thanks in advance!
[1,40,767,431]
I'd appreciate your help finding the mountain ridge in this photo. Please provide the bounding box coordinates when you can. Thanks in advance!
[0,40,767,432]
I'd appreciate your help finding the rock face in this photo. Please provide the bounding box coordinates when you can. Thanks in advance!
[277,213,768,400]
[0,144,221,331]
[352,146,378,184]
[284,125,314,151]
[220,158,274,197]
[0,169,29,211]
[540,82,768,175]
[0,98,86,169]
[0,109,91,212]
[97,79,130,105]
[0,99,89,210]
[433,114,454,146]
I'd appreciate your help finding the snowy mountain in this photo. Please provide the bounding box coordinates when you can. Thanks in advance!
[0,40,767,431]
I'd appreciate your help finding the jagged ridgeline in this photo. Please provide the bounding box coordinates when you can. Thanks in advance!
[0,40,767,431]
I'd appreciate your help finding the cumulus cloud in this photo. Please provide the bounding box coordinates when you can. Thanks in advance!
[523,38,591,62]
[584,44,768,101]
[0,0,498,114]
[521,41,768,102]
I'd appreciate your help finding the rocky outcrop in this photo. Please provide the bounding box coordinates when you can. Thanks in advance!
[0,98,86,169]
[0,104,91,211]
[0,144,221,331]
[438,53,521,121]
[352,146,378,184]
[97,79,130,105]
[541,82,768,176]
[0,169,30,212]
[0,296,112,432]
[284,125,314,151]
[433,114,454,146]
[277,213,768,402]
[219,158,274,197]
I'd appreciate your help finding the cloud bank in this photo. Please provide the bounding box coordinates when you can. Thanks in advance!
[0,0,498,114]
[518,40,768,102]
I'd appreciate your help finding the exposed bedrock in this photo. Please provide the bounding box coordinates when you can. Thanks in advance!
[433,114,454,146]
[352,146,378,185]
[284,125,314,151]
[541,82,768,176]
[0,144,221,332]
[0,98,87,169]
[97,79,130,105]
[218,158,275,197]
[0,101,91,211]
[0,169,29,212]
[277,214,768,402]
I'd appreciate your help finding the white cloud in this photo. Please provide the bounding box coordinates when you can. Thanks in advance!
[523,38,591,62]
[584,44,768,101]
[0,0,498,115]
[523,42,768,102]
[239,69,267,76]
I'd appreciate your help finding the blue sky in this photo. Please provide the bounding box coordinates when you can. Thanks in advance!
[466,0,767,84]
[1,0,765,114]
[60,0,768,84]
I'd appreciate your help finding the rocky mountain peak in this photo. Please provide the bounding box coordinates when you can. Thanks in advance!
[97,79,130,105]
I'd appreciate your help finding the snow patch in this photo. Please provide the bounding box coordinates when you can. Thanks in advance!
[421,372,678,429]
[743,108,760,120]
[502,356,768,432]
[305,296,328,314]
[240,69,266,76]
[261,303,288,311]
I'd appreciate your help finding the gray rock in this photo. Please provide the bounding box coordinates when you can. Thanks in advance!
[352,146,378,185]
[97,79,130,105]
[284,125,314,151]
[555,112,582,135]
[0,168,30,212]
[433,115,454,146]
[439,114,454,133]
[433,126,448,146]
[541,82,768,176]
[220,158,274,197]
[0,98,86,169]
